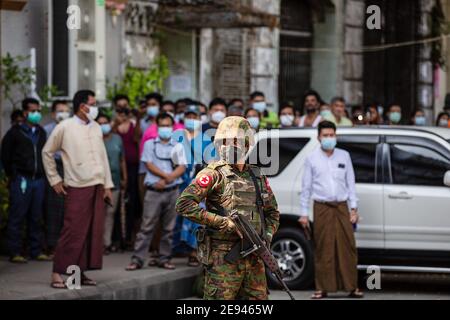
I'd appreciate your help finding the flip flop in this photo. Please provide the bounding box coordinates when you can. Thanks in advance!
[348,289,364,298]
[159,261,176,270]
[125,262,142,271]
[311,291,327,300]
[51,281,67,289]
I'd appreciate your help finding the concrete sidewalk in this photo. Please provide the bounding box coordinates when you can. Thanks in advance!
[0,253,201,300]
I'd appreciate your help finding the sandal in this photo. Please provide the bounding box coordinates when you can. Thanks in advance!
[311,291,327,300]
[187,256,200,267]
[148,258,158,267]
[348,289,364,298]
[51,281,67,289]
[125,262,142,271]
[81,275,97,286]
[159,261,176,270]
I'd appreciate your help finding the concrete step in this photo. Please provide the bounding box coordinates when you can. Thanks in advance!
[0,253,201,300]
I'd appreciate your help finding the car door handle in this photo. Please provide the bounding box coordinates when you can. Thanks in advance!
[388,192,413,200]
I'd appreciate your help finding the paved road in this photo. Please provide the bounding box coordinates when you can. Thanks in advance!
[187,273,450,300]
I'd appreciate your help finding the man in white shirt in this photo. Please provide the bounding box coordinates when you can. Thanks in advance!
[299,120,363,299]
[43,90,113,289]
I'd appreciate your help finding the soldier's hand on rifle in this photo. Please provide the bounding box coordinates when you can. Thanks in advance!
[216,217,241,237]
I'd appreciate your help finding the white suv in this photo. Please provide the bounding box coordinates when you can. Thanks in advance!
[250,126,450,289]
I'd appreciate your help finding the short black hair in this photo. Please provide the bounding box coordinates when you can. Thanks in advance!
[331,96,346,105]
[145,92,163,105]
[318,120,336,135]
[51,100,68,112]
[156,112,174,126]
[97,112,111,122]
[279,102,295,116]
[244,108,259,118]
[10,109,24,122]
[250,91,265,100]
[162,100,175,107]
[73,90,95,114]
[388,102,401,111]
[229,98,244,106]
[303,89,322,105]
[22,97,40,111]
[209,97,227,110]
[113,94,129,105]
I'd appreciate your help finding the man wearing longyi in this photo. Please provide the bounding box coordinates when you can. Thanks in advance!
[298,120,363,299]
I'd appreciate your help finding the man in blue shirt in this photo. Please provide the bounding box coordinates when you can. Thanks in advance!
[126,113,186,271]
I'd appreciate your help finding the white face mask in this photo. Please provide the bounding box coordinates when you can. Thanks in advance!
[85,105,99,121]
[56,111,70,123]
[201,114,209,124]
[439,119,449,127]
[211,111,226,124]
[280,115,294,127]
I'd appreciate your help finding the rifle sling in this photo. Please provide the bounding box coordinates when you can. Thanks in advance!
[248,168,267,243]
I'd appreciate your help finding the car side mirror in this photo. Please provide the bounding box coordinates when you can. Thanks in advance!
[445,171,450,187]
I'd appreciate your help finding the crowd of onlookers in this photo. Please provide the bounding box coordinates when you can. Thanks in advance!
[1,88,449,273]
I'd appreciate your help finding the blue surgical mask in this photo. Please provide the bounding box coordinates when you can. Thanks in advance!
[414,116,426,126]
[101,124,112,135]
[175,113,184,123]
[247,116,260,129]
[158,127,173,140]
[146,106,159,117]
[185,119,201,132]
[389,112,402,124]
[253,102,267,113]
[320,110,333,119]
[321,137,337,151]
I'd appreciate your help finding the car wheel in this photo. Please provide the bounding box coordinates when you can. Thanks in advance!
[267,227,314,290]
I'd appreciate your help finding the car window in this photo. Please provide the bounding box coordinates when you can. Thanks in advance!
[337,136,379,184]
[389,144,450,186]
[248,138,310,177]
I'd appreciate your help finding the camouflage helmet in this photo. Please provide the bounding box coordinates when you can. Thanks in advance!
[214,116,255,148]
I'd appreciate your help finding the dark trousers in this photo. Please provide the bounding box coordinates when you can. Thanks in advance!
[7,176,45,258]
[126,163,141,243]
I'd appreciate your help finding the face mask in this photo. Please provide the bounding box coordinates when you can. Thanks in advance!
[247,116,260,129]
[56,111,70,123]
[146,106,159,117]
[320,110,333,119]
[158,127,173,140]
[280,115,294,127]
[201,114,209,124]
[167,111,175,119]
[439,119,449,127]
[174,113,184,123]
[414,116,426,126]
[27,111,42,124]
[219,145,246,164]
[252,102,267,113]
[321,137,337,151]
[185,119,201,132]
[85,105,99,121]
[101,124,112,135]
[211,111,226,124]
[389,112,401,124]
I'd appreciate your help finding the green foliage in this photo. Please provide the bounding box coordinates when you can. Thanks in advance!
[106,55,170,108]
[39,84,63,114]
[0,53,36,109]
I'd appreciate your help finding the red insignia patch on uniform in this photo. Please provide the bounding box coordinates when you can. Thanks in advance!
[197,174,212,188]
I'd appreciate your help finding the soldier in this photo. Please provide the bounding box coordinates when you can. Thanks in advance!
[176,116,280,300]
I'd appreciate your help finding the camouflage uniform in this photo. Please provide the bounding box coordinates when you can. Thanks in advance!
[175,117,280,300]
